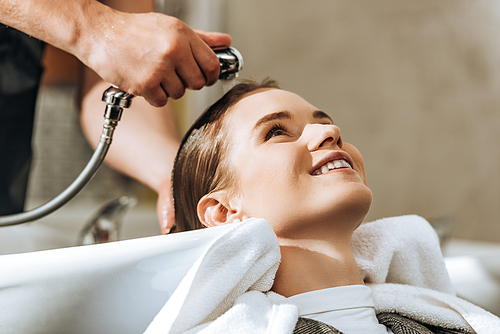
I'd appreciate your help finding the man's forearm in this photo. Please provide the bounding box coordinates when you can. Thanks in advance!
[80,70,181,193]
[0,0,108,62]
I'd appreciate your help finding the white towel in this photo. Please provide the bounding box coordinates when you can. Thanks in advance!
[144,218,298,334]
[145,215,500,334]
[351,215,455,294]
[371,283,500,333]
[352,215,500,333]
[181,291,298,334]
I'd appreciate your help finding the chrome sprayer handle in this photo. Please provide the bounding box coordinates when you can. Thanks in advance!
[101,47,244,110]
[217,47,244,80]
[102,87,135,108]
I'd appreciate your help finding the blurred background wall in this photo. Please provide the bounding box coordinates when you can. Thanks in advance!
[28,0,500,242]
[220,0,500,242]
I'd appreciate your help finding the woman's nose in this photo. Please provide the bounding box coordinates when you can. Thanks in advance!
[305,124,343,151]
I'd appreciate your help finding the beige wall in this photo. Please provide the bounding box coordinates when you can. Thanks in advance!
[225,0,500,241]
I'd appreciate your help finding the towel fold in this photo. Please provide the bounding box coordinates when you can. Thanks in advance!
[181,291,298,334]
[352,215,500,333]
[352,215,455,294]
[144,218,296,334]
[145,215,500,334]
[371,283,500,333]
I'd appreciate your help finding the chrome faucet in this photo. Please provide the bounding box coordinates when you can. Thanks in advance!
[79,196,137,245]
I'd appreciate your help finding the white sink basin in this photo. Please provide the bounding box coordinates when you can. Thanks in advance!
[0,224,233,334]
[444,238,500,317]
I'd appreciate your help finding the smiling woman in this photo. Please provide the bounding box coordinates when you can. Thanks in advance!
[172,79,372,235]
[208,86,371,240]
[164,78,500,334]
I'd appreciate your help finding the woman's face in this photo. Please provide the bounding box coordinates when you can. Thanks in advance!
[223,89,373,238]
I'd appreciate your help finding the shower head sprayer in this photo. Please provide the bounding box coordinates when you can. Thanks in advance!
[102,47,243,110]
[216,47,244,80]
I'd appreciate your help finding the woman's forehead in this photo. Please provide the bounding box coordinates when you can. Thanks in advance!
[228,88,316,121]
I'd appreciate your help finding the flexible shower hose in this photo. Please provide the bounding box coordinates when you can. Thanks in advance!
[0,86,130,227]
[0,140,109,227]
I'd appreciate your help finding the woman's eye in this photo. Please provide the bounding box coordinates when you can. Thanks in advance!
[265,124,288,141]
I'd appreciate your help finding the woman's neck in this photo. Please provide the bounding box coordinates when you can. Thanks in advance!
[271,236,363,298]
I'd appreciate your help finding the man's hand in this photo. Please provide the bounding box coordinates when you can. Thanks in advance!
[83,9,232,107]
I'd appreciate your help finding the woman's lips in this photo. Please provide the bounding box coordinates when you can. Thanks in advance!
[310,151,354,176]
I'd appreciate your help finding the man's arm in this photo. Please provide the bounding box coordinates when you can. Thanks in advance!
[0,0,231,106]
[80,69,179,233]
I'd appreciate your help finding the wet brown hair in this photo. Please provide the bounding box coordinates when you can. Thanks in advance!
[172,78,280,232]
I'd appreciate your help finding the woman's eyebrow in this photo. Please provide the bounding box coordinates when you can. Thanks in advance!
[252,111,293,133]
[313,110,333,122]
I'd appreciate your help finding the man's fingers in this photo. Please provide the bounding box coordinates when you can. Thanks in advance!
[189,37,221,86]
[174,51,208,91]
[160,73,186,100]
[195,30,232,49]
[192,31,232,86]
[142,85,169,107]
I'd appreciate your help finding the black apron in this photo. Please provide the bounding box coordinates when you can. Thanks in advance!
[0,25,45,214]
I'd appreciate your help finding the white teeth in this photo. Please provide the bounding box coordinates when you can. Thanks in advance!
[340,160,352,168]
[333,160,344,169]
[313,159,352,175]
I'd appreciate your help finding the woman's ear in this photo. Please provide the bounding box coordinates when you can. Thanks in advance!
[197,191,245,227]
